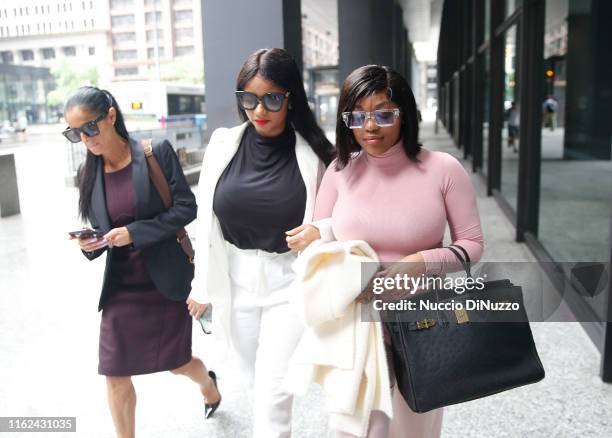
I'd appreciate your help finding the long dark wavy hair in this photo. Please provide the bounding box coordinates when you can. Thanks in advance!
[65,86,129,221]
[235,48,334,166]
[335,65,421,169]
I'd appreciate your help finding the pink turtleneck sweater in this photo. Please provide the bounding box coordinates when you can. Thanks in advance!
[313,141,484,274]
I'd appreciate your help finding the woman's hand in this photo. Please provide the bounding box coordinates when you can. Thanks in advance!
[356,267,390,304]
[186,298,208,320]
[104,227,133,248]
[70,233,108,252]
[285,224,321,252]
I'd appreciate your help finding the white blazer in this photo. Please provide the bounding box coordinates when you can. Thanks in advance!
[190,122,326,346]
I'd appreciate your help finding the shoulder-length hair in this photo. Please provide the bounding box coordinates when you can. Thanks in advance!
[235,48,334,166]
[335,65,421,169]
[64,86,129,221]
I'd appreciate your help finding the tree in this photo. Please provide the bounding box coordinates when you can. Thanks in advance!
[147,57,204,85]
[47,58,99,107]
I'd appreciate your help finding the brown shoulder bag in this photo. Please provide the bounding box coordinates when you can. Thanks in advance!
[141,139,195,264]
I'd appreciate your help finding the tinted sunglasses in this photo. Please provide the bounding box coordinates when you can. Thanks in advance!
[342,108,401,129]
[235,91,290,112]
[62,112,108,143]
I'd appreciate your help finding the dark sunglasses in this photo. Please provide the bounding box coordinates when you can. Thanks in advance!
[235,91,290,112]
[62,112,108,143]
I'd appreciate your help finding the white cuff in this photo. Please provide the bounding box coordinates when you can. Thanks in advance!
[310,217,335,242]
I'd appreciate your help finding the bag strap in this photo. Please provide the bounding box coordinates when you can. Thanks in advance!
[141,139,195,263]
[142,139,173,209]
[446,244,472,277]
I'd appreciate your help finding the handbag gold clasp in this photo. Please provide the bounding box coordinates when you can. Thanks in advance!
[416,319,436,330]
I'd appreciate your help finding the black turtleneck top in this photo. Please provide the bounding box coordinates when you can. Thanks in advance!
[212,124,306,253]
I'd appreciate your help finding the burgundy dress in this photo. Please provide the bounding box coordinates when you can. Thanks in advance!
[98,163,192,376]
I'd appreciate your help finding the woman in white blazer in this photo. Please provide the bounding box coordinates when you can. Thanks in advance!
[188,48,334,438]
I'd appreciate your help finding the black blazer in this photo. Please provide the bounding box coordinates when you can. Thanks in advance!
[84,138,197,311]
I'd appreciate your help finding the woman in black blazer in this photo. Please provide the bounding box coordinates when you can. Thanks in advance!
[65,86,220,438]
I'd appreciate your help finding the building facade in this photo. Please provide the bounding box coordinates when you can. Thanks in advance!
[0,0,203,84]
[107,0,203,81]
[0,1,111,79]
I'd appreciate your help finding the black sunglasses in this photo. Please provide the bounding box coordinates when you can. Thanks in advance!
[62,112,108,143]
[235,91,290,112]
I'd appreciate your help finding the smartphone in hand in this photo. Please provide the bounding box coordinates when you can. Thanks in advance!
[68,229,105,239]
[198,304,213,335]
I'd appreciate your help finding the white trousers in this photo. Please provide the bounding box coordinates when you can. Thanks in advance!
[227,243,304,438]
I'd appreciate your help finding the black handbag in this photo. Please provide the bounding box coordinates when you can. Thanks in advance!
[384,245,545,413]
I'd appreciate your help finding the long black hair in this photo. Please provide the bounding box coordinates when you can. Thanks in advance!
[235,48,334,166]
[64,86,129,221]
[335,65,421,169]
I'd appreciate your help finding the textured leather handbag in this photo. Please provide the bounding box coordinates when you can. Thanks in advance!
[384,245,545,413]
[141,139,195,264]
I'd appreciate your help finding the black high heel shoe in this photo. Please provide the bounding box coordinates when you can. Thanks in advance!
[204,370,221,419]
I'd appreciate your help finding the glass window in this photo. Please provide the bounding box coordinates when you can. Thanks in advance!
[1,51,14,63]
[147,47,165,58]
[0,68,55,123]
[112,32,136,44]
[63,46,76,56]
[175,46,194,57]
[481,48,490,175]
[538,0,611,324]
[115,67,138,76]
[41,48,55,59]
[146,29,163,42]
[484,0,490,42]
[111,14,135,27]
[110,0,134,8]
[145,11,162,25]
[500,25,520,211]
[88,47,95,55]
[539,0,610,263]
[174,27,193,40]
[505,0,523,18]
[167,94,204,115]
[174,10,192,22]
[20,50,34,61]
[113,49,137,61]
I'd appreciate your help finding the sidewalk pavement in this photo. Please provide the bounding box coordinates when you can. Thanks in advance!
[0,122,610,437]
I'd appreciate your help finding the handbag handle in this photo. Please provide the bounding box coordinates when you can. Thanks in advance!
[141,139,195,263]
[446,244,471,278]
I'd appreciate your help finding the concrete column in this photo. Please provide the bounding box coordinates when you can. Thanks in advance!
[0,154,21,217]
[201,0,302,136]
[338,0,394,83]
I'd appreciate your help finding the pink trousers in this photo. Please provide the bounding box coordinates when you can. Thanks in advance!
[334,394,443,438]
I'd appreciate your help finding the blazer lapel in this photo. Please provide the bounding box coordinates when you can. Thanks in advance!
[295,133,320,222]
[90,157,111,232]
[207,122,249,187]
[130,137,150,220]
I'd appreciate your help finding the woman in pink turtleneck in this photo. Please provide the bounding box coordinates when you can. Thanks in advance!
[287,65,484,438]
